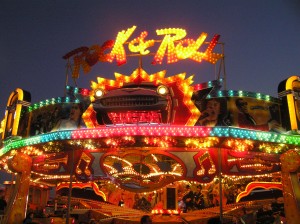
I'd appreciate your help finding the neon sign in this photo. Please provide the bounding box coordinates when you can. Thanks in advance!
[63,26,223,78]
[108,111,162,124]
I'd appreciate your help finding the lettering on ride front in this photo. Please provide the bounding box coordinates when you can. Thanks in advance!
[108,111,162,124]
[63,26,223,78]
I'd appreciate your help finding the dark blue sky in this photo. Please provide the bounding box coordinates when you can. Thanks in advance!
[1,0,300,114]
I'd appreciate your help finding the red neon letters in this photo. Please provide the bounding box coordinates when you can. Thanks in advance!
[64,26,223,78]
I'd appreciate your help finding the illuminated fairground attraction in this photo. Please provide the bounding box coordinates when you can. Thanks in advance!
[0,26,299,224]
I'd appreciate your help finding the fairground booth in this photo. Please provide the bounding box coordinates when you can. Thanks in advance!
[0,26,299,224]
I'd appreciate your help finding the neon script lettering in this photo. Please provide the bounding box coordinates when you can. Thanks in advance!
[63,26,223,78]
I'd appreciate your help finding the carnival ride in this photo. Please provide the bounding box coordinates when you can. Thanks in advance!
[0,26,299,224]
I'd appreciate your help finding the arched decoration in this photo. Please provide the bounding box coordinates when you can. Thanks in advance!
[280,150,300,224]
[236,181,282,202]
[57,182,107,201]
[2,88,31,139]
[101,149,185,192]
[6,153,32,223]
[278,76,300,131]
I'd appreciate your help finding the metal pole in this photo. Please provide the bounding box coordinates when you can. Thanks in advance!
[66,148,74,224]
[64,59,70,97]
[221,44,226,90]
[138,54,143,69]
[218,147,223,223]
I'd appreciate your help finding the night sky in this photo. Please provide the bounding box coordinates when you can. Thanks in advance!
[1,1,300,114]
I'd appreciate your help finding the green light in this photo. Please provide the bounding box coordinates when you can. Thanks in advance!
[208,81,212,87]
[256,93,261,99]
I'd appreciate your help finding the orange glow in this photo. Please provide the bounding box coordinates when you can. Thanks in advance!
[57,182,107,201]
[176,33,207,59]
[236,182,282,202]
[286,76,300,130]
[128,31,155,55]
[190,34,223,63]
[2,88,27,139]
[0,119,4,136]
[224,139,254,151]
[143,136,177,147]
[65,26,224,78]
[185,137,219,148]
[82,105,98,128]
[153,28,187,64]
[98,40,115,62]
[84,68,201,127]
[107,26,137,65]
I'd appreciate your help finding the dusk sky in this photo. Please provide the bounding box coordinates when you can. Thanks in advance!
[1,0,300,114]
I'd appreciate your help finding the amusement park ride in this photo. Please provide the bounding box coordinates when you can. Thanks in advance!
[0,26,299,224]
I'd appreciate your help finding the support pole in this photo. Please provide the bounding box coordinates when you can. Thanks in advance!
[218,147,223,223]
[66,148,74,224]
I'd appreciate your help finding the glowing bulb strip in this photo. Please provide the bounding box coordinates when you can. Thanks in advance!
[28,97,78,112]
[27,86,89,112]
[1,126,300,156]
[26,86,279,114]
[72,126,211,139]
[206,90,279,103]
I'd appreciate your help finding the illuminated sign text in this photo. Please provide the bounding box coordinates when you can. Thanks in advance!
[63,26,223,78]
[108,111,161,124]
